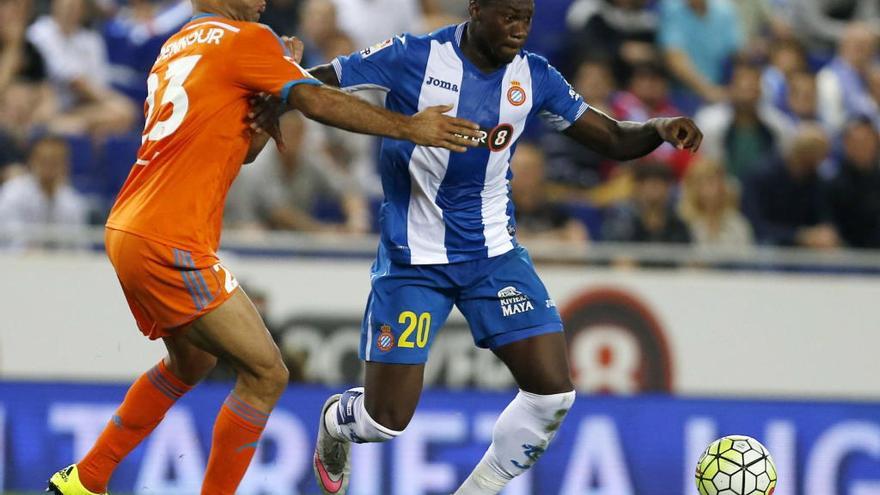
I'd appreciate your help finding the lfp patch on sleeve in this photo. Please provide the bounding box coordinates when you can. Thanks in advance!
[360,38,394,58]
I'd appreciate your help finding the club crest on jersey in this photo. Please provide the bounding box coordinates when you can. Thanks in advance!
[498,286,534,317]
[425,76,460,93]
[376,324,395,352]
[507,81,527,106]
[361,38,394,58]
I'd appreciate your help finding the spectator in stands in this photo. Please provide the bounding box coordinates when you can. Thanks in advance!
[0,135,88,250]
[421,0,465,32]
[603,163,692,244]
[330,0,424,49]
[695,62,791,181]
[0,0,46,94]
[870,65,880,112]
[816,23,880,135]
[565,0,659,83]
[679,158,753,248]
[742,124,839,249]
[27,0,135,137]
[542,57,617,189]
[784,71,821,127]
[307,32,383,200]
[101,0,192,103]
[0,0,57,155]
[258,0,298,38]
[299,0,342,66]
[793,0,880,53]
[762,40,808,112]
[225,112,369,234]
[511,143,589,245]
[733,0,793,59]
[612,61,693,177]
[825,119,880,248]
[660,0,743,105]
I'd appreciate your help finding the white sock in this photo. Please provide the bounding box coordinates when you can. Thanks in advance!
[324,387,402,443]
[455,389,576,495]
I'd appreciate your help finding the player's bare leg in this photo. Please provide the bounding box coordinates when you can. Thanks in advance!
[455,332,576,494]
[183,288,289,494]
[314,362,424,494]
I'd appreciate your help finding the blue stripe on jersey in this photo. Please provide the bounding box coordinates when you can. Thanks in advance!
[376,39,432,265]
[438,72,504,262]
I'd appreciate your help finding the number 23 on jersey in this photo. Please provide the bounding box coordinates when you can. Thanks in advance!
[142,55,202,144]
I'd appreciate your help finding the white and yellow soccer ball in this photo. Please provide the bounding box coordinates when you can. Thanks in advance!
[695,435,777,495]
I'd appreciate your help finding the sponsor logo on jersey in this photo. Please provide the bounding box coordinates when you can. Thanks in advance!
[507,81,527,106]
[498,286,534,317]
[361,38,394,58]
[425,76,460,93]
[376,324,395,351]
[453,123,514,151]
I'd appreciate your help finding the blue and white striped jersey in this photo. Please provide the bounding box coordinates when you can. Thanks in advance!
[332,23,589,265]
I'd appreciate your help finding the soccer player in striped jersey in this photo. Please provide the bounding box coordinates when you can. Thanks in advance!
[305,0,702,493]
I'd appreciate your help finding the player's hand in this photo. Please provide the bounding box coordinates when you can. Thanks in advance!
[247,93,286,151]
[281,36,305,64]
[655,117,703,153]
[405,104,481,153]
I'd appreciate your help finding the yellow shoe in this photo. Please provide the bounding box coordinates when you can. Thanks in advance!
[47,465,107,495]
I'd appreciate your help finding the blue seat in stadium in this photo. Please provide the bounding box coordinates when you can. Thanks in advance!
[564,201,606,242]
[100,132,141,201]
[65,134,100,195]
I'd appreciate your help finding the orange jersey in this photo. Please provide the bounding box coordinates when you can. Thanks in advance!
[106,15,319,252]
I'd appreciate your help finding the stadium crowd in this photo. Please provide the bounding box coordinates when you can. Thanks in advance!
[1,0,880,252]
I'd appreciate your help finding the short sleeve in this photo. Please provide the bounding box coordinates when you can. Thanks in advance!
[230,24,321,101]
[534,56,590,131]
[331,35,408,91]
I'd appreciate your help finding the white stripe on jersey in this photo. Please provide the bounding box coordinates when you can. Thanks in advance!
[482,55,533,257]
[406,40,464,264]
[185,20,240,33]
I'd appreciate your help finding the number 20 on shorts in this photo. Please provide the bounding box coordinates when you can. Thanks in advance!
[398,311,431,348]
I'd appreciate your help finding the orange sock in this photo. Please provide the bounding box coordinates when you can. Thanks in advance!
[77,360,191,493]
[201,393,269,495]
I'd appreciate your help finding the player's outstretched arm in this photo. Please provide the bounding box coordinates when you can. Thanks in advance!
[288,83,480,152]
[564,107,703,161]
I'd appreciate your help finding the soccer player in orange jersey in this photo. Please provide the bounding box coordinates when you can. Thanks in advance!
[45,0,480,492]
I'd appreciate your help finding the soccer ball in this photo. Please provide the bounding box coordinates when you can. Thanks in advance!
[695,435,777,495]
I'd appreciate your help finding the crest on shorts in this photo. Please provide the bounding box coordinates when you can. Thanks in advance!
[376,324,395,352]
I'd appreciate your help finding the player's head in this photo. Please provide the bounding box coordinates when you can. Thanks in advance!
[468,0,534,65]
[192,0,265,22]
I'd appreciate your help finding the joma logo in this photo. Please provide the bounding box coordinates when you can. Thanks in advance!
[425,76,459,92]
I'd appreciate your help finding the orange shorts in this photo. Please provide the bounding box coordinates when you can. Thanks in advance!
[105,228,239,339]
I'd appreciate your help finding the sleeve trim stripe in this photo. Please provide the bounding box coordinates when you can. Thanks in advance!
[281,78,322,102]
[341,83,391,93]
[331,58,343,84]
[574,102,590,121]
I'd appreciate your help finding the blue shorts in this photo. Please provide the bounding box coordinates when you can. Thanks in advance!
[360,245,563,364]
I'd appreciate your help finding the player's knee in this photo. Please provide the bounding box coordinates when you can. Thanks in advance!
[522,389,576,427]
[365,402,416,433]
[243,354,288,400]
